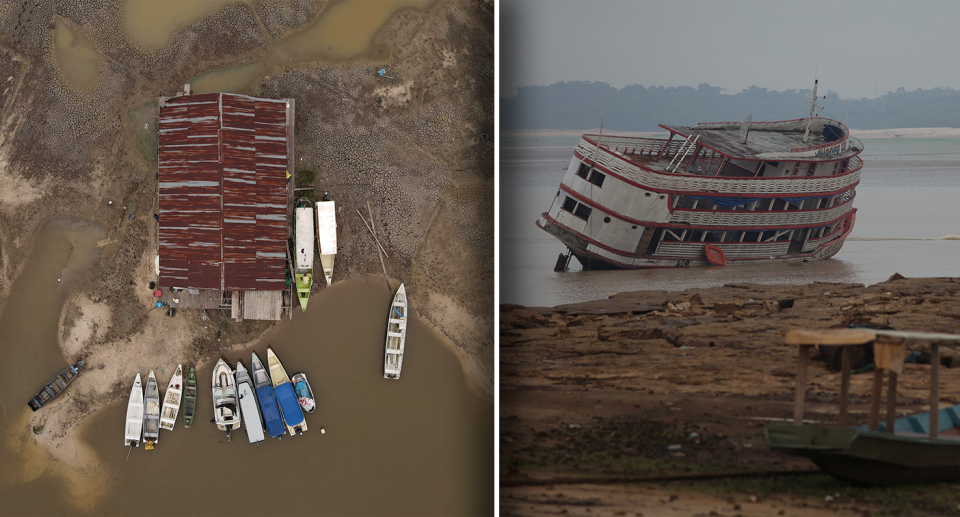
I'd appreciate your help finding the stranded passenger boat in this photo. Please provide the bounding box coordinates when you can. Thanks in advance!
[315,200,337,286]
[28,360,84,411]
[252,352,286,439]
[267,347,307,436]
[143,370,161,449]
[124,373,144,447]
[384,284,407,380]
[159,364,182,431]
[295,198,315,312]
[212,358,241,441]
[538,81,862,270]
[766,328,960,485]
[182,366,196,428]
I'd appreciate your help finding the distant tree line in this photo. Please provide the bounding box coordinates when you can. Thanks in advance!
[500,82,960,131]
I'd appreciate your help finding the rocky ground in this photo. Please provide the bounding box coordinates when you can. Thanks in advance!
[0,0,492,505]
[501,275,960,516]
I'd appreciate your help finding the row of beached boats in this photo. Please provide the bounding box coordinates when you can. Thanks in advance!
[294,198,338,312]
[123,348,315,448]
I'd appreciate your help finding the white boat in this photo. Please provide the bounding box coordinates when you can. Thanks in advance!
[124,373,144,447]
[212,358,241,441]
[268,347,307,436]
[143,370,160,449]
[295,198,315,312]
[234,360,265,444]
[159,364,182,431]
[384,283,407,380]
[315,200,337,286]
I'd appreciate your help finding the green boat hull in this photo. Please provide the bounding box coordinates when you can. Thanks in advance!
[766,422,960,485]
[296,271,311,312]
[183,366,197,428]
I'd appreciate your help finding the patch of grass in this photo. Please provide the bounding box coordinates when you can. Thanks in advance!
[296,168,317,189]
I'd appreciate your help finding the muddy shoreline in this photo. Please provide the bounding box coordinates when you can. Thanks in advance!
[501,275,960,515]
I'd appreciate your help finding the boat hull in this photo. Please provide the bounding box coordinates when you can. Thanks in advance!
[143,370,160,447]
[234,361,265,444]
[384,284,407,379]
[183,366,196,428]
[124,373,144,447]
[159,364,182,431]
[268,348,307,435]
[767,421,960,485]
[212,359,241,436]
[539,209,855,270]
[28,360,84,411]
[292,373,316,413]
[252,352,285,439]
[295,202,315,311]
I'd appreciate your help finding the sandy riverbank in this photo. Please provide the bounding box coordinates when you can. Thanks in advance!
[0,0,492,508]
[501,275,960,515]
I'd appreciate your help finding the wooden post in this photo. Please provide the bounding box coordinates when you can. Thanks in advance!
[839,346,852,425]
[931,342,940,439]
[794,345,810,424]
[886,371,897,433]
[869,368,884,431]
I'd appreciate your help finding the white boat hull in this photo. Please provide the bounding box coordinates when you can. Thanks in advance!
[384,284,407,379]
[124,373,144,447]
[159,364,183,431]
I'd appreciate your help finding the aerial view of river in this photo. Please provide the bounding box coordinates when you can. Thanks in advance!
[0,219,492,515]
[501,136,960,307]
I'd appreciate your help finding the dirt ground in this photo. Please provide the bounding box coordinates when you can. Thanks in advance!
[501,276,960,516]
[0,0,492,500]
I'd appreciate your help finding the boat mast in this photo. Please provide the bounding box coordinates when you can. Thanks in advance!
[802,79,823,143]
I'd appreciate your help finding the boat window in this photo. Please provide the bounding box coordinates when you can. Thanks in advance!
[587,170,605,187]
[603,216,611,223]
[562,197,577,212]
[576,163,590,179]
[573,204,592,221]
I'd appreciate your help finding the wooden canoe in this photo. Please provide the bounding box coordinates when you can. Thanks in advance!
[159,364,182,431]
[182,366,197,428]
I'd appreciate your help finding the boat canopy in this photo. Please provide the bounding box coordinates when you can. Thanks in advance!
[316,201,338,255]
[295,207,315,270]
[256,384,286,438]
[275,382,305,426]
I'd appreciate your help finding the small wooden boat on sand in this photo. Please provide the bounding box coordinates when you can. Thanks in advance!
[234,360,264,444]
[212,358,241,441]
[252,352,285,439]
[292,373,316,413]
[384,283,407,380]
[143,370,160,449]
[124,373,144,447]
[159,364,182,431]
[28,360,84,411]
[183,366,197,428]
[268,347,307,436]
[767,328,960,485]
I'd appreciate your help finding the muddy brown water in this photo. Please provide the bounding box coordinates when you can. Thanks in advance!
[0,228,493,515]
[52,20,106,91]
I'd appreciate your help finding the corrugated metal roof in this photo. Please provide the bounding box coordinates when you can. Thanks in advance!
[158,93,291,291]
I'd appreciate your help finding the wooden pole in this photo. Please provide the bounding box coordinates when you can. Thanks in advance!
[839,346,851,425]
[366,201,390,286]
[355,209,390,258]
[886,371,897,433]
[794,345,809,424]
[931,342,941,438]
[869,368,884,431]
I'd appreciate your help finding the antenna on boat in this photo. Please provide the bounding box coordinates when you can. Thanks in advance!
[802,79,823,143]
[739,115,753,144]
[591,118,604,165]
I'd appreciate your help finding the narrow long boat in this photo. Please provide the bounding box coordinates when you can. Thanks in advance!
[252,352,285,439]
[234,360,264,444]
[182,366,197,428]
[124,373,143,447]
[295,198,315,311]
[212,358,241,442]
[292,372,316,414]
[267,347,307,436]
[142,370,160,449]
[316,200,337,286]
[384,283,407,380]
[159,364,182,431]
[28,360,84,411]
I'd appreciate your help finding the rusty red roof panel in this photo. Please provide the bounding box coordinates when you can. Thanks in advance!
[158,93,291,291]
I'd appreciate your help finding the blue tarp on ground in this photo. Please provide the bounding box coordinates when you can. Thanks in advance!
[275,382,305,427]
[255,384,286,438]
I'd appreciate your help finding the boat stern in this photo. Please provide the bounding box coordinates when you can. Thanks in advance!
[296,271,312,311]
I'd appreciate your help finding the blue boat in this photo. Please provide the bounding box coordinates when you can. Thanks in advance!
[268,347,307,435]
[251,352,285,439]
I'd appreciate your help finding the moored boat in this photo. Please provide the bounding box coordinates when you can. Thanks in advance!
[28,360,84,411]
[292,372,316,414]
[182,366,196,428]
[295,198,315,312]
[124,373,144,447]
[384,283,407,380]
[212,358,241,441]
[159,364,182,431]
[142,370,160,449]
[538,81,861,270]
[267,347,307,435]
[252,352,285,439]
[315,199,337,286]
[766,327,960,485]
[234,359,265,444]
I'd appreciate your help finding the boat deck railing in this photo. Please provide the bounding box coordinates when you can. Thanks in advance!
[788,328,960,439]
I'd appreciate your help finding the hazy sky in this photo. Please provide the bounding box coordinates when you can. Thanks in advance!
[501,0,960,100]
